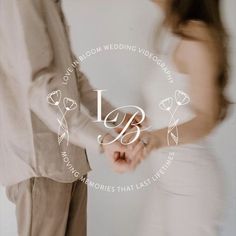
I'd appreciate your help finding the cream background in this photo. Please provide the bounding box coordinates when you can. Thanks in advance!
[0,0,235,235]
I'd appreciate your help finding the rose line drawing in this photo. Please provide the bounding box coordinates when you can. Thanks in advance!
[47,90,77,146]
[159,90,190,146]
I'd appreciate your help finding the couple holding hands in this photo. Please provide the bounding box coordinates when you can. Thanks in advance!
[99,109,154,174]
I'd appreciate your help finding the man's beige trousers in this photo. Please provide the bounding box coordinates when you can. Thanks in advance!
[6,177,87,236]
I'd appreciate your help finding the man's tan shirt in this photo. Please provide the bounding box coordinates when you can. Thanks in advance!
[0,0,115,186]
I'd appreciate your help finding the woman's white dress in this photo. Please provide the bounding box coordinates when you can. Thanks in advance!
[139,29,225,236]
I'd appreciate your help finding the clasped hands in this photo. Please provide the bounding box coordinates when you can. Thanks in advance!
[102,113,158,173]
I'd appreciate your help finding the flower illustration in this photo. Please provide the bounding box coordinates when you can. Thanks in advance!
[159,97,173,111]
[159,90,190,146]
[175,90,190,106]
[47,91,79,147]
[47,90,61,106]
[63,97,77,111]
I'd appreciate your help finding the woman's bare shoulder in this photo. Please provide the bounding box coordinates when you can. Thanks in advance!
[174,21,218,74]
[180,20,213,42]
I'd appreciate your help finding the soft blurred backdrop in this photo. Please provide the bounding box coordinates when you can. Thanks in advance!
[0,0,235,235]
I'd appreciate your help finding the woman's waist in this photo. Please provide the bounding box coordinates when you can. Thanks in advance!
[150,138,215,161]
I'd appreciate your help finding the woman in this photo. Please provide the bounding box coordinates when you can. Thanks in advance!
[126,0,230,235]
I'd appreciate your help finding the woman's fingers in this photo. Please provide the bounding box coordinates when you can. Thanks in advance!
[112,158,133,173]
[127,141,144,166]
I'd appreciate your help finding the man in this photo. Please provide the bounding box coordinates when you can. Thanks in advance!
[0,0,138,235]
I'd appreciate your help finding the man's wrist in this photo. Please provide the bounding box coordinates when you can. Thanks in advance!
[99,133,111,153]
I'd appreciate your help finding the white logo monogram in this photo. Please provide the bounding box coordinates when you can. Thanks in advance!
[94,90,148,145]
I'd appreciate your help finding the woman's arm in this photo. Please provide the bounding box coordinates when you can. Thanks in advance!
[153,33,221,149]
[126,25,222,162]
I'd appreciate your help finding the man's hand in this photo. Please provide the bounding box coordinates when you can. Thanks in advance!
[109,113,151,172]
[122,130,160,169]
[115,113,148,133]
[102,134,134,173]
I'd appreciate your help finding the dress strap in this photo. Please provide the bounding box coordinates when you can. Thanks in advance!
[166,31,182,58]
[156,27,181,57]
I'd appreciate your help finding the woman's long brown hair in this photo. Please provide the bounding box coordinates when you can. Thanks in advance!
[165,0,230,121]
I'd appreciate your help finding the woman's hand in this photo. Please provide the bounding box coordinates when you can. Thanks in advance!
[122,130,160,169]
